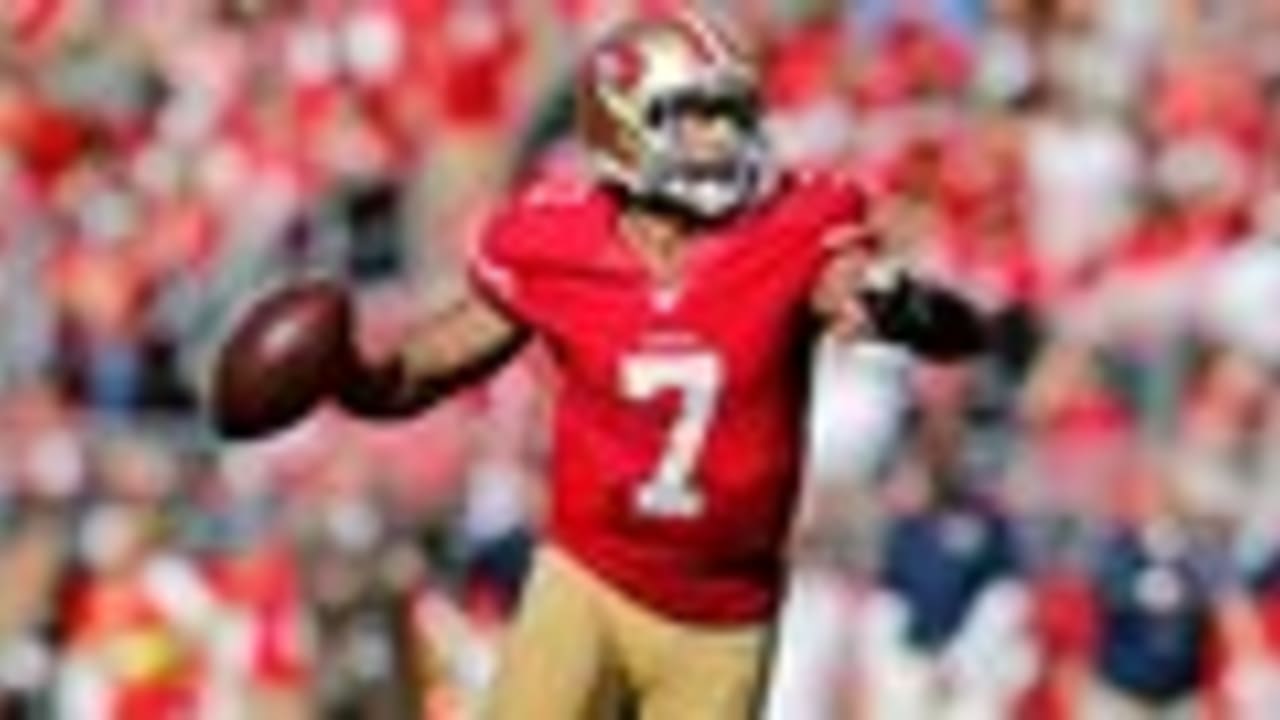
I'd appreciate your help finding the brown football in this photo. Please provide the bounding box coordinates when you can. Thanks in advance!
[211,279,352,440]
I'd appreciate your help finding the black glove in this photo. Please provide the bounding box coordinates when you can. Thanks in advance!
[858,268,990,362]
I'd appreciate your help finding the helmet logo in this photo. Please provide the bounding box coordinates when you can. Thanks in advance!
[594,44,644,93]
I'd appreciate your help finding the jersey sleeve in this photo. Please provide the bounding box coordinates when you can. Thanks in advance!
[467,178,599,327]
[466,200,540,325]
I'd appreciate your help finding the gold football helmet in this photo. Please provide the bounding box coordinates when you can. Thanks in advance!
[576,12,771,220]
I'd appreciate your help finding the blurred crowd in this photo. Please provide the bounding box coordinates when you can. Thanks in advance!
[5,0,1280,718]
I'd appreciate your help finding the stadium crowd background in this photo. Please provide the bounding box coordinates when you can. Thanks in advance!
[4,0,1280,717]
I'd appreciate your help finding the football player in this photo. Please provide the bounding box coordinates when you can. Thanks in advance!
[214,12,987,719]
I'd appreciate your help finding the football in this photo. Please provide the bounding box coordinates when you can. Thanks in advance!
[211,279,352,439]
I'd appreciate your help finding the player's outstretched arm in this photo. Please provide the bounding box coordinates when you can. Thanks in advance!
[856,263,990,362]
[211,280,527,439]
[811,244,989,362]
[334,285,529,420]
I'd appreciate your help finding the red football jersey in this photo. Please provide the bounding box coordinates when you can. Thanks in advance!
[469,172,867,623]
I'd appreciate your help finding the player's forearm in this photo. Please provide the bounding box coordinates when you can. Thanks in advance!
[335,332,525,419]
[858,265,990,361]
[335,294,528,420]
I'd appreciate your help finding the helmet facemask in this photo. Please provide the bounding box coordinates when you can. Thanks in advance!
[635,81,771,221]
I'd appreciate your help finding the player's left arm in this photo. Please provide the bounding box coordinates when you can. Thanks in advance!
[810,232,991,361]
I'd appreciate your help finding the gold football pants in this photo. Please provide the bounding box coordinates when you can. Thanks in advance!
[485,546,772,720]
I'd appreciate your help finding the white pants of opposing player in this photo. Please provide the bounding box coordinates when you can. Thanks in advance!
[805,341,911,487]
[762,569,859,720]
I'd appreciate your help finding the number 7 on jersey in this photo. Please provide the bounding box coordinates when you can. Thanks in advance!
[622,351,724,518]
